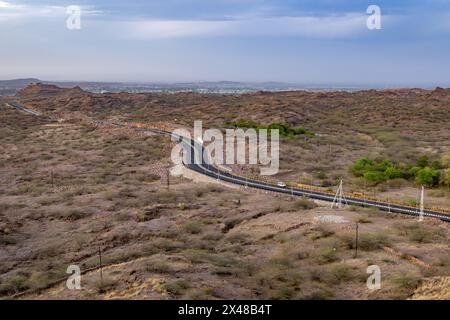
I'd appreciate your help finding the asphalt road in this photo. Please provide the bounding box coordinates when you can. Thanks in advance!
[145,127,450,223]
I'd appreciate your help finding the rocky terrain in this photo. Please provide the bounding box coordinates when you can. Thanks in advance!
[0,84,449,300]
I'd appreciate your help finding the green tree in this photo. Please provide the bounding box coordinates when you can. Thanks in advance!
[376,160,394,172]
[416,155,429,168]
[431,160,441,170]
[441,155,450,168]
[384,166,404,179]
[442,169,450,189]
[352,158,375,177]
[363,171,386,183]
[415,167,440,186]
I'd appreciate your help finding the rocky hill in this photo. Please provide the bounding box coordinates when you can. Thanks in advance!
[14,84,450,130]
[16,83,84,98]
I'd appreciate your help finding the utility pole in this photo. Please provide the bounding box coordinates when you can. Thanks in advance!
[354,223,359,258]
[387,184,391,213]
[418,186,424,222]
[99,247,103,286]
[166,166,170,191]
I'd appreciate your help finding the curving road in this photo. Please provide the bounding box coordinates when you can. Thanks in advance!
[5,101,450,222]
[143,128,450,222]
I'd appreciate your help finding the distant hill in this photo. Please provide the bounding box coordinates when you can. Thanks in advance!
[2,78,443,96]
[0,78,42,95]
[1,78,377,96]
[0,78,41,87]
[16,83,84,98]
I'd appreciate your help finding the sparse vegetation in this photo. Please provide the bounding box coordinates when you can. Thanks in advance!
[351,155,446,187]
[182,222,203,234]
[162,279,190,296]
[94,279,118,294]
[226,120,314,138]
[292,198,317,210]
[341,232,390,251]
[145,260,172,274]
[1,88,449,300]
[394,222,443,243]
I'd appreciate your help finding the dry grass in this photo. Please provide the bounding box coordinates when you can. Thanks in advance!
[1,91,449,300]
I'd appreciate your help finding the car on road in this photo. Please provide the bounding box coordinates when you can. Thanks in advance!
[277,181,287,188]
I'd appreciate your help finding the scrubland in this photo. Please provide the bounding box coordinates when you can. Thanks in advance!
[0,86,449,299]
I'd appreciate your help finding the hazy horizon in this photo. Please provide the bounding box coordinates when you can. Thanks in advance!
[2,1,450,86]
[1,77,449,90]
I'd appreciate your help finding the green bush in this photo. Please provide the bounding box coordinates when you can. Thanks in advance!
[226,120,313,138]
[351,156,445,187]
[443,169,450,189]
[415,167,440,187]
[352,158,375,177]
[384,166,404,179]
[416,155,429,168]
[363,171,386,183]
[351,158,405,183]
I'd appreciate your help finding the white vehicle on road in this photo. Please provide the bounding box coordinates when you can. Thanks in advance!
[277,181,287,188]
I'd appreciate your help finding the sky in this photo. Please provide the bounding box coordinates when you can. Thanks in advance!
[1,0,450,86]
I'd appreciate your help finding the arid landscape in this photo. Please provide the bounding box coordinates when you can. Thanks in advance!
[0,84,449,300]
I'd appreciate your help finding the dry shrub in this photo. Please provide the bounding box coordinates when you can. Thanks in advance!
[395,222,443,243]
[182,221,203,234]
[292,198,317,210]
[340,232,390,251]
[162,279,190,296]
[93,278,118,294]
[310,225,335,240]
[145,260,172,274]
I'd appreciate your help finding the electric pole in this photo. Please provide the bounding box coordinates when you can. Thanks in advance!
[418,186,424,222]
[99,247,103,286]
[166,166,170,191]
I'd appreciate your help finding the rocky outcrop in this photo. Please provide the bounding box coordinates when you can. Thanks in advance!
[16,83,84,98]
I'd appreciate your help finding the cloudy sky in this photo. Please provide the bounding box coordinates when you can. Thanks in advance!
[1,0,450,86]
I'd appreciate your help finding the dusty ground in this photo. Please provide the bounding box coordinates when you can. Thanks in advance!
[0,88,449,300]
[410,277,450,300]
